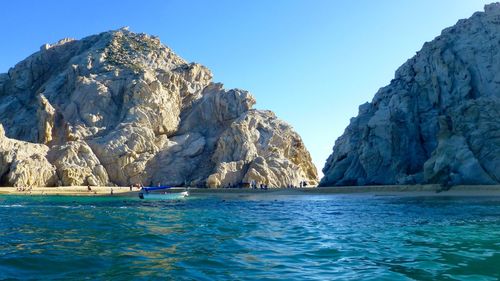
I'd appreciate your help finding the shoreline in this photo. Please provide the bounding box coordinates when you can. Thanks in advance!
[0,186,137,196]
[1,185,500,197]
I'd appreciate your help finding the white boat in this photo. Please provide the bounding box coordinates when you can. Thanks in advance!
[138,186,189,200]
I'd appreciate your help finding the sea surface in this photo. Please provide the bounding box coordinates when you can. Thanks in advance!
[0,193,499,280]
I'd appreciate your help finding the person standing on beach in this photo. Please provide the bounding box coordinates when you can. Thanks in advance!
[110,188,114,195]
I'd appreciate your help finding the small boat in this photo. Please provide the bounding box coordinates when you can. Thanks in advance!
[138,186,189,200]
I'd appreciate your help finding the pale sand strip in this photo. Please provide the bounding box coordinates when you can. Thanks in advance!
[0,186,137,196]
[0,185,500,197]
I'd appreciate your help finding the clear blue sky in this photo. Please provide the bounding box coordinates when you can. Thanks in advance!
[0,0,493,176]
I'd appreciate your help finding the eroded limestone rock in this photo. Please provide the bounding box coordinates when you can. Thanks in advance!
[208,110,318,187]
[48,141,109,186]
[321,4,500,186]
[0,125,58,187]
[0,28,317,187]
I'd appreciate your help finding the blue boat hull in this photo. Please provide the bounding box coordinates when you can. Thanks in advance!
[139,191,189,200]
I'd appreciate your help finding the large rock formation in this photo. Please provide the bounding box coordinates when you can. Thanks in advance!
[0,125,58,187]
[0,28,317,187]
[321,3,500,186]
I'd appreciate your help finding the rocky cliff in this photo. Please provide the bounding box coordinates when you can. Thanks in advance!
[0,28,317,187]
[321,3,500,186]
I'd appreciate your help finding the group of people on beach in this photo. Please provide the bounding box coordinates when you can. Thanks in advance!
[130,183,143,191]
[219,180,308,189]
[287,181,308,188]
[249,180,268,189]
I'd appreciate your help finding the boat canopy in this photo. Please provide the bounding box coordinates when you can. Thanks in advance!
[142,186,172,192]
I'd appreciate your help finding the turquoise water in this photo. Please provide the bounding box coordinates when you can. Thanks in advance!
[0,194,499,280]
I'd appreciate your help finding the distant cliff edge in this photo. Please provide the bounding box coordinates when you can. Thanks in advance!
[321,3,500,186]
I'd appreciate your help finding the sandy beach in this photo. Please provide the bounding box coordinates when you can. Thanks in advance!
[188,185,500,197]
[1,185,500,197]
[0,186,138,196]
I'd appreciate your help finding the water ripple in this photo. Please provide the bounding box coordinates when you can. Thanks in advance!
[0,195,499,280]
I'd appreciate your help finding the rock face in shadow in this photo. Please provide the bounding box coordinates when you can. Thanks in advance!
[0,29,317,187]
[321,4,500,186]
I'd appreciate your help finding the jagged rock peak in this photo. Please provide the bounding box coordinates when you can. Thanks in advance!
[320,3,500,186]
[0,29,318,187]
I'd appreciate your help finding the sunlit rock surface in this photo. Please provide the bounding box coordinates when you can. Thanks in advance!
[0,29,317,187]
